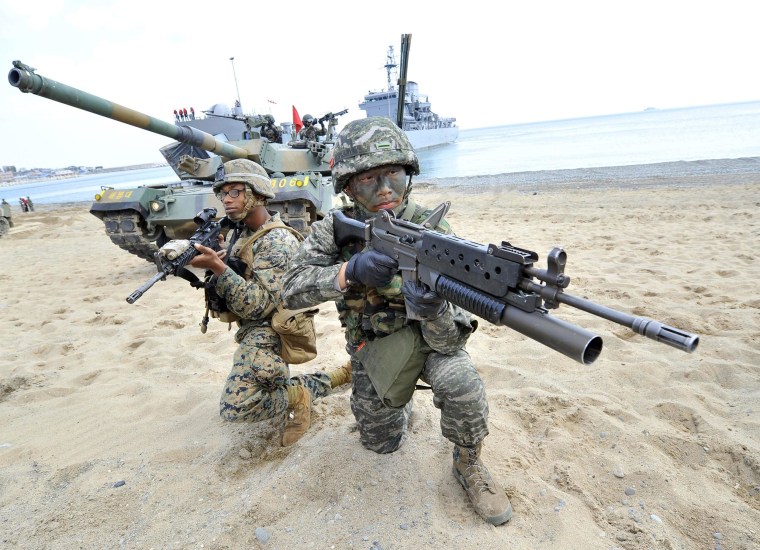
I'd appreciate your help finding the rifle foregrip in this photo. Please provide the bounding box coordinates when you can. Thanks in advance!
[631,318,700,353]
[436,276,603,365]
[436,276,504,324]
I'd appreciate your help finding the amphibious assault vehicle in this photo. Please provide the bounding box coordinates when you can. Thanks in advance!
[7,60,342,262]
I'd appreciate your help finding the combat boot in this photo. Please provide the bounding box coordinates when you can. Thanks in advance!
[453,443,513,525]
[328,360,353,388]
[282,385,312,446]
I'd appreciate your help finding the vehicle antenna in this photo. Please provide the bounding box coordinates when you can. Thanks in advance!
[229,57,242,109]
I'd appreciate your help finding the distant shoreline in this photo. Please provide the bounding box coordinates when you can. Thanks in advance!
[0,163,167,188]
[5,157,759,209]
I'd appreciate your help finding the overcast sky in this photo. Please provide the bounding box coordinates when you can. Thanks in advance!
[1,0,757,169]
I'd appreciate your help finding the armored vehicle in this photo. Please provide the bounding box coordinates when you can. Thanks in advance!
[7,61,343,262]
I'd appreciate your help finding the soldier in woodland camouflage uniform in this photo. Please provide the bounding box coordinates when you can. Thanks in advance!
[281,117,513,525]
[190,159,350,446]
[298,114,326,142]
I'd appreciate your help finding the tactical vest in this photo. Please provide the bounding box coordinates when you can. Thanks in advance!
[208,217,318,364]
[338,199,452,346]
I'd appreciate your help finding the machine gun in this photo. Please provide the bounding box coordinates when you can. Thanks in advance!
[332,203,699,365]
[318,109,348,141]
[126,208,226,304]
[318,109,349,125]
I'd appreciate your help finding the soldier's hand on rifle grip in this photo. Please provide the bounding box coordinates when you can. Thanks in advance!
[190,243,227,276]
[344,249,398,288]
[401,281,447,320]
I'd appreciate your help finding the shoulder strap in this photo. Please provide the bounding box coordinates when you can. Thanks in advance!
[235,219,303,279]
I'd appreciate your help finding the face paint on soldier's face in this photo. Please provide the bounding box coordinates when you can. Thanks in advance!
[347,165,407,212]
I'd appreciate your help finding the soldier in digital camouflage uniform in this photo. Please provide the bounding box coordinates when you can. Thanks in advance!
[260,114,283,144]
[298,114,326,142]
[281,117,513,525]
[190,158,351,446]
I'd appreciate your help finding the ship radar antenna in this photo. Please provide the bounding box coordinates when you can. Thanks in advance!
[385,45,398,92]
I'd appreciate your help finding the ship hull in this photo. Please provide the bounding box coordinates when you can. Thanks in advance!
[406,126,459,150]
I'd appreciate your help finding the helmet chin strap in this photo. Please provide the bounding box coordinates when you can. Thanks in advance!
[228,188,266,222]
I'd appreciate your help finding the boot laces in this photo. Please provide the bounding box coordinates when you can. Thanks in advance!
[464,460,496,495]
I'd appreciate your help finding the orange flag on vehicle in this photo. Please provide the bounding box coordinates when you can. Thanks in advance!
[293,105,303,134]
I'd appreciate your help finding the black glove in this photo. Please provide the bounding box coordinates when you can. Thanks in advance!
[401,281,447,320]
[345,249,398,288]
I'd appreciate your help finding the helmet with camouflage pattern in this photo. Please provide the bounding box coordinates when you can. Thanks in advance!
[302,114,314,126]
[213,159,275,199]
[331,116,419,193]
[264,114,275,124]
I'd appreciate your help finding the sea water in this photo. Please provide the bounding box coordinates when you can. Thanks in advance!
[5,101,759,205]
[416,100,760,178]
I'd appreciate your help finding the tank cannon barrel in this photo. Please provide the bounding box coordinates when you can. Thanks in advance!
[8,61,249,160]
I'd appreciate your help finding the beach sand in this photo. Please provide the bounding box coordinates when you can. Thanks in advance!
[1,160,758,549]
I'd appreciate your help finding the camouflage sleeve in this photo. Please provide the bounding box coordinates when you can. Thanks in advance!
[216,228,299,321]
[281,211,344,309]
[419,303,474,354]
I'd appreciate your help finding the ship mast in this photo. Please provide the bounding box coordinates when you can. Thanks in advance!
[385,46,398,92]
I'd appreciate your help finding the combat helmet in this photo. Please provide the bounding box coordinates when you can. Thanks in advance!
[331,116,419,193]
[213,159,275,199]
[302,114,314,126]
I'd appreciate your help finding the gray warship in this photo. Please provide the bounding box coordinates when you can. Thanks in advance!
[358,44,458,150]
[171,103,294,144]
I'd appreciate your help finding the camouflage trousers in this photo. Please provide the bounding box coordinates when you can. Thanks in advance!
[349,348,489,454]
[220,340,332,423]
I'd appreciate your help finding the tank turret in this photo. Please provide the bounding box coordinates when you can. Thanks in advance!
[8,60,340,260]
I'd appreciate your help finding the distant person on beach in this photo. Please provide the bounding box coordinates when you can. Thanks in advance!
[188,159,351,446]
[25,196,34,212]
[1,198,13,227]
[298,114,326,142]
[280,117,513,526]
[190,107,195,120]
[174,109,180,122]
[19,197,28,212]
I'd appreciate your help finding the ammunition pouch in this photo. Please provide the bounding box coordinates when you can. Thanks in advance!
[271,307,319,364]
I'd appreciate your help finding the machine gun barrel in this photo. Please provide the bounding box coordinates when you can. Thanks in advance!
[552,291,698,352]
[332,209,699,365]
[8,62,249,159]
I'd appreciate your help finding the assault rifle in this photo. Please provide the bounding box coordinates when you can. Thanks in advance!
[126,207,226,304]
[332,203,699,365]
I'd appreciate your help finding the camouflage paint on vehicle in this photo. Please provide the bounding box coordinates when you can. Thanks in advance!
[7,61,338,261]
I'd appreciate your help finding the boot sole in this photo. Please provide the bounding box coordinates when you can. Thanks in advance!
[453,467,513,525]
